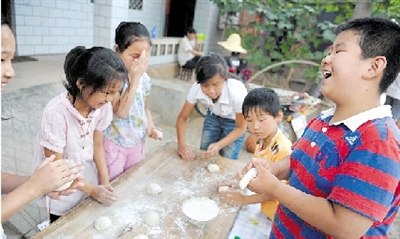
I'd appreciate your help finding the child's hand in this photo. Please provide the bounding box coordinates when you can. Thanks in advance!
[178,145,196,161]
[248,159,280,195]
[91,185,117,205]
[147,126,162,140]
[219,191,244,206]
[129,50,149,82]
[32,156,84,196]
[47,176,85,200]
[202,143,221,159]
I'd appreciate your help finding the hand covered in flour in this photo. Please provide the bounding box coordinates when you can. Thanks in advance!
[33,156,84,196]
[219,190,244,206]
[91,185,117,205]
[246,158,280,195]
[202,142,221,159]
[178,145,196,161]
[47,176,85,200]
[148,126,163,140]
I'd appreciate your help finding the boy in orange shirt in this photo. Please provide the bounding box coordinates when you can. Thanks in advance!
[219,87,292,220]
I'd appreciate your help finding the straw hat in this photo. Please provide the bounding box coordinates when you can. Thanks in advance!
[217,33,247,54]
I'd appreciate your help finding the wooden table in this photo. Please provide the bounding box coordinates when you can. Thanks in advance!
[32,141,246,239]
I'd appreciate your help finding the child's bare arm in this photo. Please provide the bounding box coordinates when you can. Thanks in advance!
[219,191,273,206]
[93,130,110,185]
[250,160,373,238]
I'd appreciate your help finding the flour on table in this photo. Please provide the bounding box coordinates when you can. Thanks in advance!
[146,183,163,195]
[93,216,112,231]
[132,234,148,239]
[207,163,220,173]
[144,211,160,227]
[218,186,231,192]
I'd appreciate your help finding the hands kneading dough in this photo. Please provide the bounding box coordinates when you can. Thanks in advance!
[239,168,258,190]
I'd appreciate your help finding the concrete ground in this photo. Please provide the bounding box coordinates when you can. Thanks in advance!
[2,54,400,238]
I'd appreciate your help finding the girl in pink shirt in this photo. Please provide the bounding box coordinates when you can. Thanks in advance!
[34,46,129,223]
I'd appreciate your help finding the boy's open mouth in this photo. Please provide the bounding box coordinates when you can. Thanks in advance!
[323,71,332,79]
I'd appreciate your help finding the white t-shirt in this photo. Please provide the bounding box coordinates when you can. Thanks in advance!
[186,78,248,120]
[387,73,400,100]
[177,36,195,66]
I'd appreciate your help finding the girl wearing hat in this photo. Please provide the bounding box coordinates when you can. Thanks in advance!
[176,52,247,160]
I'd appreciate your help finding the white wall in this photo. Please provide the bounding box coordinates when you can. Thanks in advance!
[193,0,223,54]
[13,0,94,56]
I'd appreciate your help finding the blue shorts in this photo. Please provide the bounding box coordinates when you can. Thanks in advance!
[385,95,400,121]
[200,110,244,160]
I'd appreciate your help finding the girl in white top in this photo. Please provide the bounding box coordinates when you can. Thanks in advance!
[176,52,248,160]
[34,46,129,222]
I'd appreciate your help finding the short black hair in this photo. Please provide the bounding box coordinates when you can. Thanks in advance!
[185,27,196,34]
[242,87,281,118]
[1,13,9,26]
[335,17,400,93]
[115,21,151,52]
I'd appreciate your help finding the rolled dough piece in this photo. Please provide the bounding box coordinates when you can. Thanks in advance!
[218,186,231,193]
[146,183,163,195]
[132,234,148,239]
[207,163,220,173]
[144,211,160,227]
[239,168,258,190]
[154,128,163,140]
[93,216,112,231]
[55,180,73,192]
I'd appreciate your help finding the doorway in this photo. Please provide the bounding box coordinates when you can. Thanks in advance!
[165,0,197,37]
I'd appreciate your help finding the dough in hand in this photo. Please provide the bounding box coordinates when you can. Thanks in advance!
[207,163,220,173]
[132,234,148,239]
[144,211,160,227]
[55,180,73,192]
[93,216,112,231]
[146,183,163,195]
[218,186,231,192]
[154,128,163,140]
[239,168,258,190]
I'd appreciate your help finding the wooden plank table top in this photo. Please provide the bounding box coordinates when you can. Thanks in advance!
[32,141,247,239]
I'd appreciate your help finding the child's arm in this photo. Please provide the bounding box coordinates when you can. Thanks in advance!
[44,148,117,205]
[2,156,82,223]
[144,99,161,139]
[203,112,246,159]
[113,51,148,119]
[93,130,110,185]
[176,101,197,160]
[250,160,373,238]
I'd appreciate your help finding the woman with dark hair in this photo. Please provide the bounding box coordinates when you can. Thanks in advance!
[176,52,248,160]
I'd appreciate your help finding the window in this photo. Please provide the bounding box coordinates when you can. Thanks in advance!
[129,0,143,10]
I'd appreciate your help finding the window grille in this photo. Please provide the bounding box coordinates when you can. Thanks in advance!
[129,0,143,10]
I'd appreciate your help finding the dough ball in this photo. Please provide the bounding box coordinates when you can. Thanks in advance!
[93,216,112,231]
[239,168,258,190]
[154,128,163,140]
[146,183,163,195]
[207,163,220,173]
[144,211,160,227]
[133,234,148,239]
[218,186,231,193]
[55,180,73,192]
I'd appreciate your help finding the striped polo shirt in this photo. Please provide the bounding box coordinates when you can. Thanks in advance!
[270,105,400,239]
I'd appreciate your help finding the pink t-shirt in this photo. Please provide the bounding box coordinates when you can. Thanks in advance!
[34,91,113,215]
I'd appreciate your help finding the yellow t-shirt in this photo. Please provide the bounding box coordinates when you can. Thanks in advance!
[253,129,292,221]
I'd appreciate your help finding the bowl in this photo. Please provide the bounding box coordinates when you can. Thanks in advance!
[182,197,219,227]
